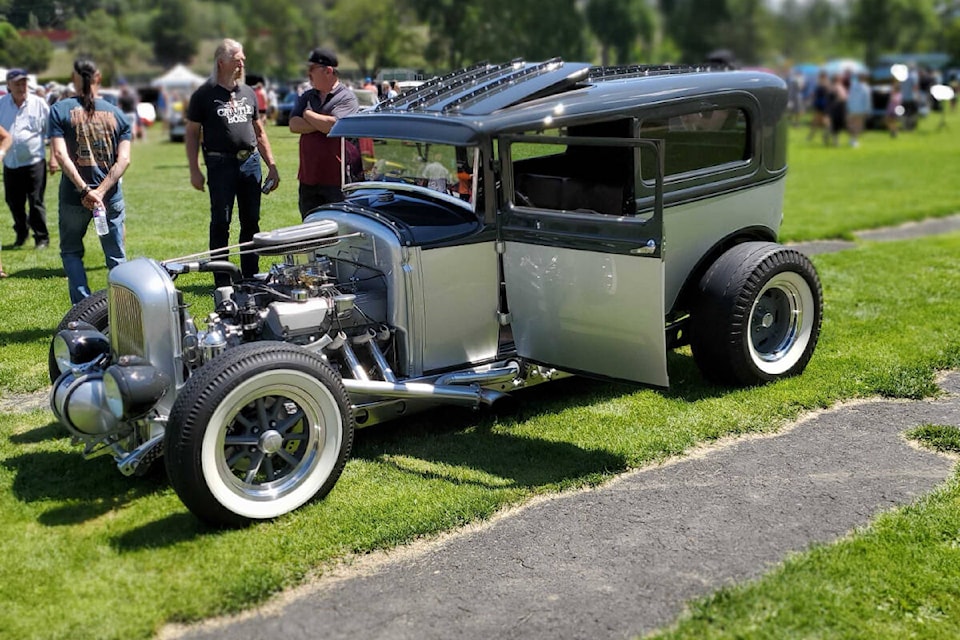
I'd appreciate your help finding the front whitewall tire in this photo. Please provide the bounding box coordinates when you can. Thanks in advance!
[165,342,354,527]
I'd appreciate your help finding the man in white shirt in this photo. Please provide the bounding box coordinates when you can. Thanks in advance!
[0,69,57,248]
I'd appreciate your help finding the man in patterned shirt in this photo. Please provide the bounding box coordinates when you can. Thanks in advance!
[49,58,131,304]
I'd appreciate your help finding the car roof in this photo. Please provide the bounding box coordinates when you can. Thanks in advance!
[331,58,787,145]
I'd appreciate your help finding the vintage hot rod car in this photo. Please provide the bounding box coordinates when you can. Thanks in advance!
[49,59,822,527]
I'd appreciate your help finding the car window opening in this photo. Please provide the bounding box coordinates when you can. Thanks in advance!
[639,107,750,180]
[510,119,635,216]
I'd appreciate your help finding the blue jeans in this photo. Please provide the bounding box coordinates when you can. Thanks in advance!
[59,199,126,305]
[205,152,262,286]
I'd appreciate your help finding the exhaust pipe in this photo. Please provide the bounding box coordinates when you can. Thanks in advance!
[341,378,506,408]
[435,362,520,387]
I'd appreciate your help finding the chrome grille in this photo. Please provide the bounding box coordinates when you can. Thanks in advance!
[109,284,146,358]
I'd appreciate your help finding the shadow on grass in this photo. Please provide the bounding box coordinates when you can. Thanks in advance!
[353,395,629,489]
[2,266,66,279]
[2,449,168,525]
[9,350,736,545]
[351,352,732,489]
[8,422,64,445]
[0,326,58,345]
[112,513,214,550]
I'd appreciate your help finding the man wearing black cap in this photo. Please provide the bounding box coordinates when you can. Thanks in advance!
[289,47,359,218]
[0,69,55,249]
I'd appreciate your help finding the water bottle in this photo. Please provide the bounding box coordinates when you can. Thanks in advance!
[93,203,109,236]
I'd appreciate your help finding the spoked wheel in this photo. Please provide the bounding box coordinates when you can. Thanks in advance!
[690,242,822,386]
[48,289,109,383]
[165,342,354,527]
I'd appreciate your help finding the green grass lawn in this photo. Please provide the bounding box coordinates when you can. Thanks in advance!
[781,112,960,241]
[1,110,960,639]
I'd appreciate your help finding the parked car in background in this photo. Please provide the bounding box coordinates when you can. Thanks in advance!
[49,59,822,528]
[867,64,896,129]
[275,91,298,126]
[168,105,187,142]
[351,88,378,111]
[396,80,424,93]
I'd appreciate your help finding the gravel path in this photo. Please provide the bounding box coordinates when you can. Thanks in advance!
[164,373,960,640]
[789,212,960,255]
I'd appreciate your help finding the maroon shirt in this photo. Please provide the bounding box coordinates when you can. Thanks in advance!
[291,83,359,186]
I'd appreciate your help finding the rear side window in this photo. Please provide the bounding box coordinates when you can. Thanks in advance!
[639,107,749,181]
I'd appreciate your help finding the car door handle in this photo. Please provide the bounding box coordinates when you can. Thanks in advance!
[630,239,657,255]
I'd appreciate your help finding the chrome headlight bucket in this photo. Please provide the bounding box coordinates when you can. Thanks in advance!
[52,321,110,374]
[51,370,118,436]
[103,356,172,420]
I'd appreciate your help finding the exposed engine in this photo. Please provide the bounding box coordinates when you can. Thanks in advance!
[50,219,395,473]
[49,217,518,483]
[184,250,392,380]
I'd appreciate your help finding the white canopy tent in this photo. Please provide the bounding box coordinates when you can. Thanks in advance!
[151,64,207,121]
[151,64,206,93]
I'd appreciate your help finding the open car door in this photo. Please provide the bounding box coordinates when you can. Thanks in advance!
[499,135,668,386]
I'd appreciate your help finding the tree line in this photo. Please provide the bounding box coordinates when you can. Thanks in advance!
[0,0,957,82]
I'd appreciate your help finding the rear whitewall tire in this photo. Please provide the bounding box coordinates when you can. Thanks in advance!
[745,270,818,377]
[690,242,823,386]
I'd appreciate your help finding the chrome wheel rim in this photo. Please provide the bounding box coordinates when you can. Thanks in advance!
[200,370,342,519]
[747,271,815,375]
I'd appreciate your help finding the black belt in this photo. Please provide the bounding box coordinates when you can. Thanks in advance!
[205,149,256,161]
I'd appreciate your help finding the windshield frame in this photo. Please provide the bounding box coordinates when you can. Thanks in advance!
[340,138,481,212]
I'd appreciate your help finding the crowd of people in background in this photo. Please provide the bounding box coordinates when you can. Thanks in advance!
[790,61,959,148]
[0,58,135,299]
[3,48,960,301]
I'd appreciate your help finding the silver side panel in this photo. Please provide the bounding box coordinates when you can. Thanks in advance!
[663,180,784,311]
[419,243,500,372]
[503,244,668,386]
[307,212,498,376]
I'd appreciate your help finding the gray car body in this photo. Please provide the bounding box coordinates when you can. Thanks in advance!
[330,59,788,387]
[49,59,800,524]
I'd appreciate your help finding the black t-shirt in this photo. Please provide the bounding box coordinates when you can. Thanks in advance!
[186,80,259,153]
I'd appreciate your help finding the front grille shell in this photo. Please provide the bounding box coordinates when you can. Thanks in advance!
[109,284,146,359]
[107,258,185,417]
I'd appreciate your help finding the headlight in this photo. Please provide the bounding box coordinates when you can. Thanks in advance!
[103,356,171,420]
[102,372,125,420]
[53,322,110,374]
[51,371,117,436]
